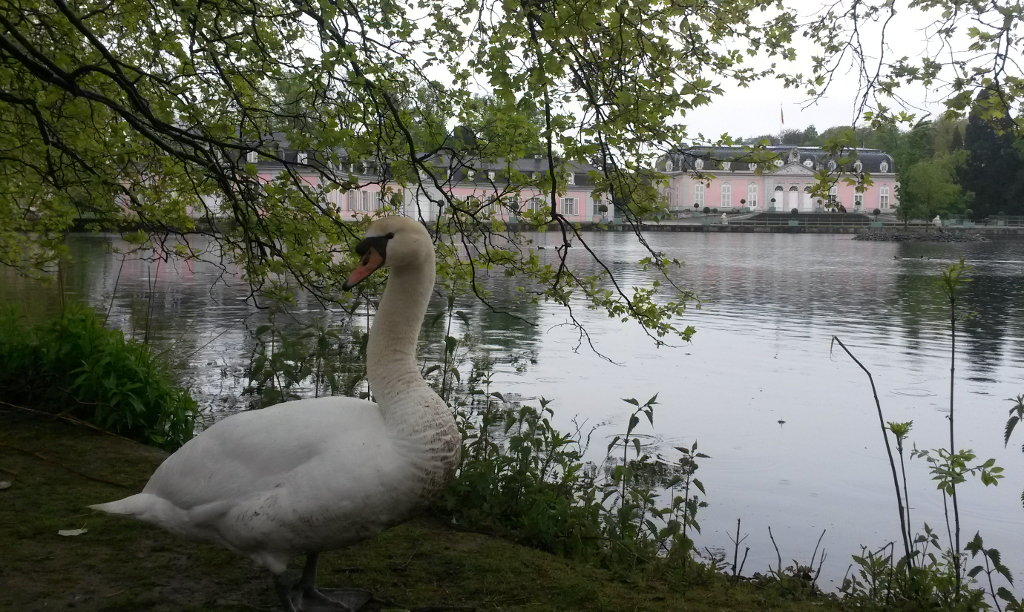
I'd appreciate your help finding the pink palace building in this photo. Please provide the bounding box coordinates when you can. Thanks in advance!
[220,138,604,224]
[658,146,899,215]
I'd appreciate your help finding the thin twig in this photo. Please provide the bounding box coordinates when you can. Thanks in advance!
[0,443,128,488]
[0,400,135,443]
[768,525,783,575]
[830,336,913,566]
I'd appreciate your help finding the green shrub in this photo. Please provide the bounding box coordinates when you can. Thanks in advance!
[0,305,198,450]
[440,392,708,576]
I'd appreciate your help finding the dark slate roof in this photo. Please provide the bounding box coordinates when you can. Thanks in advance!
[249,142,599,186]
[663,146,895,174]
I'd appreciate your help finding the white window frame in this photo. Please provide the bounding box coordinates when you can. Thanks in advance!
[665,160,674,172]
[487,170,495,181]
[880,161,889,173]
[565,172,575,185]
[722,161,731,171]
[694,159,704,171]
[721,183,732,208]
[694,183,705,207]
[560,197,579,216]
[297,151,307,165]
[854,193,864,208]
[247,150,259,163]
[526,196,542,212]
[880,185,890,209]
[747,183,758,208]
[360,191,372,211]
[347,190,356,211]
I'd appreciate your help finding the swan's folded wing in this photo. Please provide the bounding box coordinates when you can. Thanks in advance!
[141,397,388,511]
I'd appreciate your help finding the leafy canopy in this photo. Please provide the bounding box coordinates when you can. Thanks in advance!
[0,0,1019,342]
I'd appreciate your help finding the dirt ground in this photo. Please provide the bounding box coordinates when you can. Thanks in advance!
[0,411,842,612]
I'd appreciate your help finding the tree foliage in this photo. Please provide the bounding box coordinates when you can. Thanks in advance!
[0,0,804,344]
[961,105,1024,217]
[0,0,1021,344]
[898,153,968,222]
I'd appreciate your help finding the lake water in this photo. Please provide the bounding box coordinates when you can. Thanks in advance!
[3,230,1023,589]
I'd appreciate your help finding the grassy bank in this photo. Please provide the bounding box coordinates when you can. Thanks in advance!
[0,412,844,612]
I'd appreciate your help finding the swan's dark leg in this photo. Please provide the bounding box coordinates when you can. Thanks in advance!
[273,572,299,612]
[297,552,321,591]
[278,552,372,611]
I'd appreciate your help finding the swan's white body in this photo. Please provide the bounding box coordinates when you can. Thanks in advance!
[92,217,459,582]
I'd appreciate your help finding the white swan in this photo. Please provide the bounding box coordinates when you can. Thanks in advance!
[92,217,460,611]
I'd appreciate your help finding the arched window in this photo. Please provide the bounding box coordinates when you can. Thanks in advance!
[722,161,731,171]
[721,183,732,207]
[694,158,704,171]
[665,160,674,172]
[854,160,863,172]
[880,185,890,209]
[880,161,889,173]
[828,160,837,171]
[694,183,705,207]
[747,183,758,208]
[829,184,838,205]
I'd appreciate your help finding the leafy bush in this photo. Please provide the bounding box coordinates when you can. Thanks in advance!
[440,391,708,575]
[0,306,198,450]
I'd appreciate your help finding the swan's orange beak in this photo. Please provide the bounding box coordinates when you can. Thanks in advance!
[343,247,385,291]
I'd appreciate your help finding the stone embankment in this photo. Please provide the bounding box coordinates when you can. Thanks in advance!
[854,230,989,242]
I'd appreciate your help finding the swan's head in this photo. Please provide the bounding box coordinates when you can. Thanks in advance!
[342,216,432,290]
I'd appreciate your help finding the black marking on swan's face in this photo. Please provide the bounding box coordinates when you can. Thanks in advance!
[354,232,394,262]
[342,231,395,291]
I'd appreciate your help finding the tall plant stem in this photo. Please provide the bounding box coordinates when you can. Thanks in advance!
[897,444,912,548]
[948,288,962,589]
[104,255,126,326]
[831,336,913,566]
[940,258,969,592]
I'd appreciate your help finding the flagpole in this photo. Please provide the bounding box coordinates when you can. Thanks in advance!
[779,104,784,144]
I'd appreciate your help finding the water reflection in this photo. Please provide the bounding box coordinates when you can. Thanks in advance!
[3,231,1023,588]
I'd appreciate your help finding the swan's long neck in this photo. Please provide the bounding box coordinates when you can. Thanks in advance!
[366,261,435,411]
[366,254,459,487]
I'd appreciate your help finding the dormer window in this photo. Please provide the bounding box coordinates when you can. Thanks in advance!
[297,151,307,165]
[694,159,704,171]
[773,159,784,167]
[467,170,475,181]
[828,160,837,171]
[880,161,889,172]
[247,151,259,163]
[665,160,674,172]
[565,172,575,185]
[722,161,731,171]
[487,170,495,180]
[854,160,863,172]
[803,159,814,169]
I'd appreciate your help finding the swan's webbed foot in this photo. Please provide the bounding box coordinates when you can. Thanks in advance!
[274,552,373,612]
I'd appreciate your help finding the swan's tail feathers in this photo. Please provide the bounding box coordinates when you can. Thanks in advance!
[90,493,172,523]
